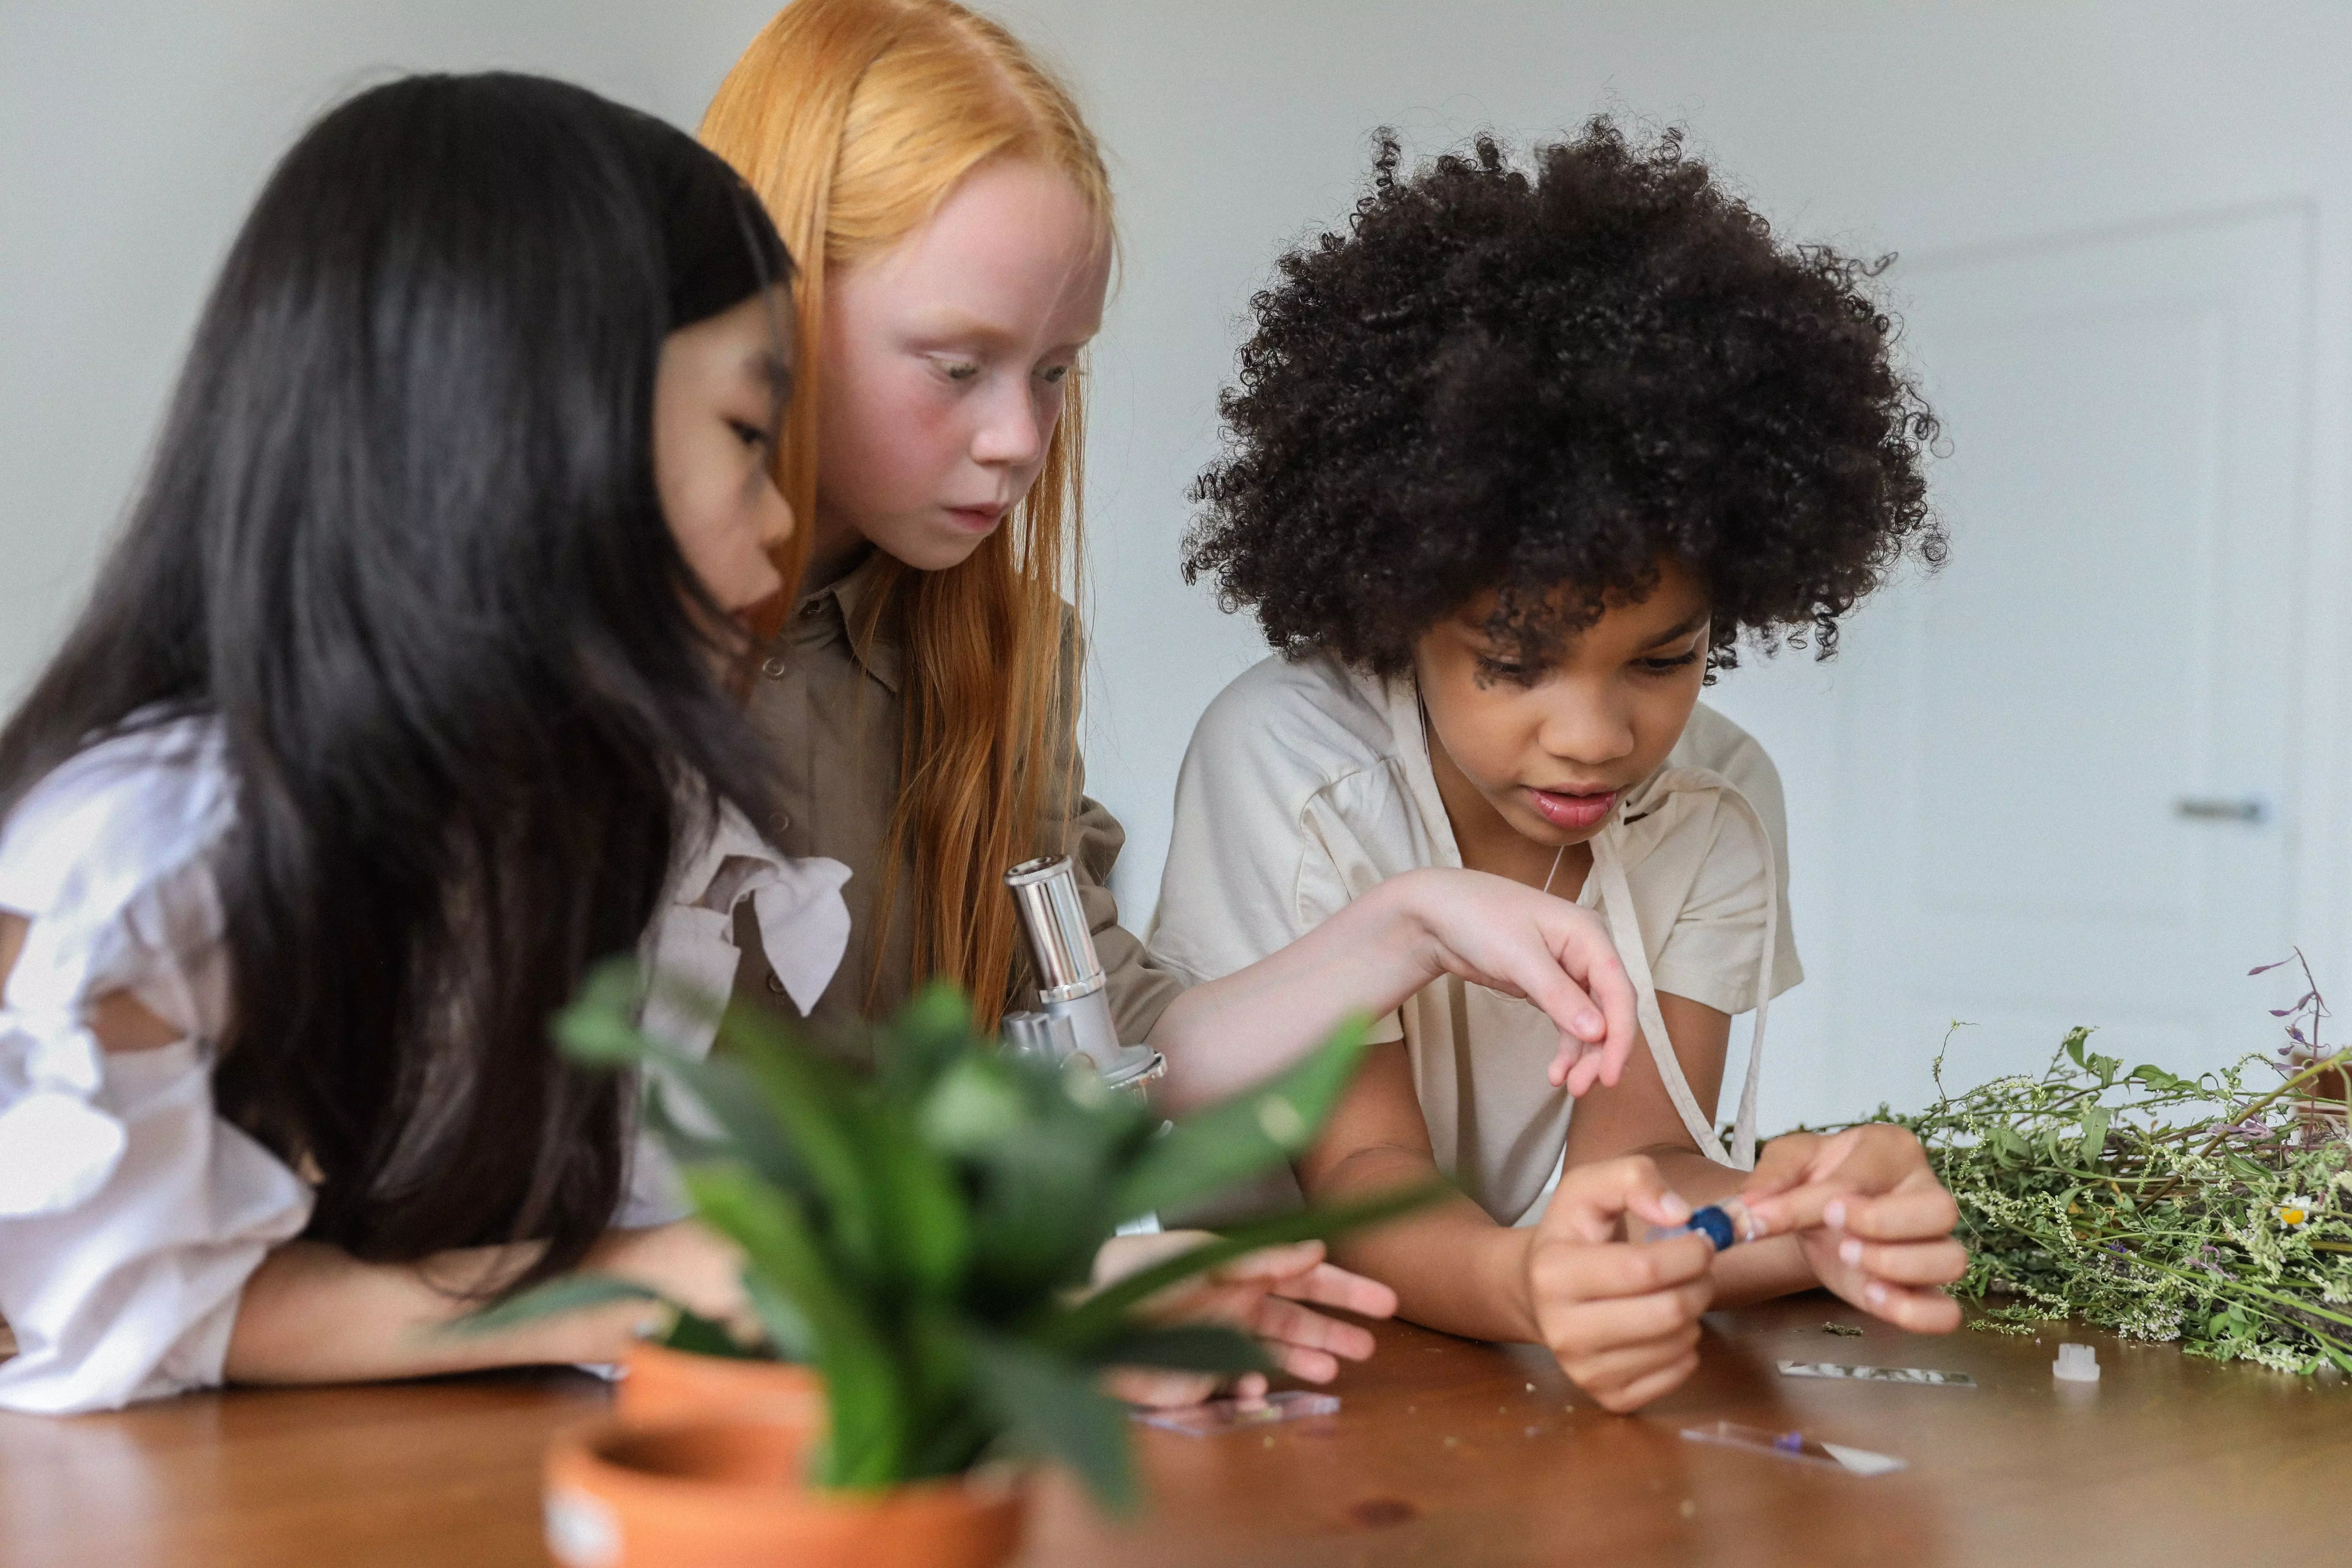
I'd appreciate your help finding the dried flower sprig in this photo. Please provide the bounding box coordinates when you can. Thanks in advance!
[1825,954,2352,1376]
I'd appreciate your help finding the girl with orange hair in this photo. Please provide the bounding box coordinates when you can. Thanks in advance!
[698,0,1647,1129]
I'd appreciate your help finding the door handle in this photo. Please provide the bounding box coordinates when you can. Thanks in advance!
[2174,796,2271,824]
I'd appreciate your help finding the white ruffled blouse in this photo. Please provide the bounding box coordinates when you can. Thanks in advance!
[0,716,850,1414]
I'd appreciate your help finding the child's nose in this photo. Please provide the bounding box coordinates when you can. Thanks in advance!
[1537,685,1637,765]
[970,383,1045,468]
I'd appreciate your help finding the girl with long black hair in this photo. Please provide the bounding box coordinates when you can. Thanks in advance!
[0,72,834,1412]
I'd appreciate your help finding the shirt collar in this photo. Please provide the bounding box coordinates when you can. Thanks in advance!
[786,548,901,694]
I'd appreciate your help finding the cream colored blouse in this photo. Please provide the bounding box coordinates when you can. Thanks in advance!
[1148,655,1802,1226]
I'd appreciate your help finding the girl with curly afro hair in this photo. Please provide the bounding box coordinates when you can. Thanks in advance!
[1149,121,1966,1413]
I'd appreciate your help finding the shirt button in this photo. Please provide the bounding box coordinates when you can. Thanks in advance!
[770,812,791,833]
[760,654,789,680]
[764,972,786,996]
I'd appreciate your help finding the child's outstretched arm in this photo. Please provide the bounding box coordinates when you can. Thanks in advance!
[225,1221,754,1386]
[1146,866,1638,1116]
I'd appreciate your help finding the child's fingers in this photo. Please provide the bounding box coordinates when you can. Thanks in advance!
[1834,1235,1969,1287]
[1554,1320,1706,1387]
[1267,1260,1399,1320]
[1090,1228,1217,1288]
[1833,1184,1961,1244]
[1104,1365,1223,1408]
[1541,1155,1696,1244]
[1522,906,1637,1082]
[1532,1236,1713,1307]
[1856,1281,1962,1335]
[1738,1130,1872,1226]
[1267,1342,1343,1383]
[1544,1281,1712,1358]
[1740,1128,1837,1199]
[1249,1297,1379,1363]
[1583,1349,1703,1414]
[1204,1239,1327,1286]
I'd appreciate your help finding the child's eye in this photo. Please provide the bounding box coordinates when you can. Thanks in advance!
[938,359,981,383]
[1474,655,1540,687]
[1038,363,1071,385]
[1637,650,1703,675]
[728,420,770,449]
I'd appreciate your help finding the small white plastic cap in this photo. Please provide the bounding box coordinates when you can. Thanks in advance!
[2053,1343,2100,1382]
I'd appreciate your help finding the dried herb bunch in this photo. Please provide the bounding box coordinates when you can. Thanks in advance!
[1849,956,2352,1374]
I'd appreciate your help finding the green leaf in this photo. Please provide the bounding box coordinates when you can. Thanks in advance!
[442,1272,665,1337]
[1111,1017,1373,1219]
[741,1270,815,1363]
[964,1330,1136,1513]
[683,1163,904,1488]
[660,1307,759,1359]
[2078,1106,2113,1166]
[2063,1028,2091,1069]
[553,959,657,1068]
[1083,1323,1269,1376]
[644,1055,811,1196]
[864,1116,971,1295]
[711,1003,888,1278]
[876,982,976,1099]
[920,1057,1030,1153]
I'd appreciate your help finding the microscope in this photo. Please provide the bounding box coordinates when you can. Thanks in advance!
[1000,855,1165,1094]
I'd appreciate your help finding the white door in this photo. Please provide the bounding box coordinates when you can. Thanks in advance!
[1711,206,2312,1122]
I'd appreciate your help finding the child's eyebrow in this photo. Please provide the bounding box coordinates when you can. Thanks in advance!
[739,349,794,415]
[744,349,793,394]
[1638,613,1710,649]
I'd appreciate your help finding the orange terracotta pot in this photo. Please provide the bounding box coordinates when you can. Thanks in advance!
[615,1342,825,1429]
[544,1416,1027,1568]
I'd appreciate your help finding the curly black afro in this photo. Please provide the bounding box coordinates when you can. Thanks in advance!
[1184,120,1944,678]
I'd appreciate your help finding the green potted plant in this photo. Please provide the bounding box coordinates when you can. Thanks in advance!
[493,966,1431,1568]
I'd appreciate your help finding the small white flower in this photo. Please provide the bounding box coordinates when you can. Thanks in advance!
[2276,1196,2317,1230]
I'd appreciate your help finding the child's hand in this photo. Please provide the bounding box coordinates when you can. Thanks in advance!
[1738,1125,1968,1334]
[1391,867,1639,1097]
[1524,1155,1716,1412]
[1089,1233,1399,1408]
[585,1219,763,1346]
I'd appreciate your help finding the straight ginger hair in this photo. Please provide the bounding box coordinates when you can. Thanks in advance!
[700,0,1110,1031]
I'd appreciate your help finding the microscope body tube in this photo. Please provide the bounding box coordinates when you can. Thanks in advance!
[1003,855,1163,1091]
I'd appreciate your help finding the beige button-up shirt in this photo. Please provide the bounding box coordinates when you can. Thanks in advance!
[729,552,1183,1054]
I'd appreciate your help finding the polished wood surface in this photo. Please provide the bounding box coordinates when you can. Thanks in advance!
[4,1296,2344,1568]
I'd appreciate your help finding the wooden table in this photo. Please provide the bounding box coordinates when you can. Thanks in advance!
[4,1295,2344,1567]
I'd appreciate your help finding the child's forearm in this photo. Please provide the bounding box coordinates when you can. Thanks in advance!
[224,1222,742,1386]
[1146,875,1442,1115]
[224,1240,652,1385]
[1307,1144,1540,1346]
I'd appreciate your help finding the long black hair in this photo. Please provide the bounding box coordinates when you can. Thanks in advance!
[0,73,793,1286]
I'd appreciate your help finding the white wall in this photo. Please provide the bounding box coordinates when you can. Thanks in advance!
[6,2,2349,1130]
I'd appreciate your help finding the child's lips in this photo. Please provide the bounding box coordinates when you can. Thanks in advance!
[942,503,1007,534]
[1527,786,1618,830]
